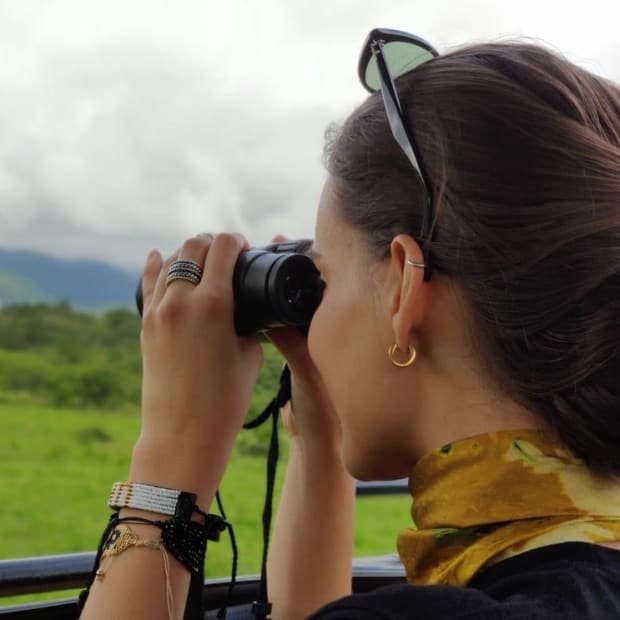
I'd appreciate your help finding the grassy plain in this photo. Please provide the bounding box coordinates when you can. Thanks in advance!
[0,403,410,606]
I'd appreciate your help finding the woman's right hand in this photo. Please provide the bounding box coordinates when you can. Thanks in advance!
[265,237,342,452]
[266,325,341,448]
[266,241,355,620]
[132,233,263,502]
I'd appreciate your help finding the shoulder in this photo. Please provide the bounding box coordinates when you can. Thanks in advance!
[309,543,620,620]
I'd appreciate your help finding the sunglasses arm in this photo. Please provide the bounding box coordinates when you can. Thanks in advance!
[371,41,423,180]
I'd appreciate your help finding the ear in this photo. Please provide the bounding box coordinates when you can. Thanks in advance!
[388,234,427,352]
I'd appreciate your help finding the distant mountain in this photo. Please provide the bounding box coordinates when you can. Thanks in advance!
[0,269,49,304]
[0,249,140,310]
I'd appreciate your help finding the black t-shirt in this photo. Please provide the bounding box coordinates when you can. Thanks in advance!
[309,543,620,619]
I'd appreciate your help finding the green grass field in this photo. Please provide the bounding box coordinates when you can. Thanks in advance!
[0,404,410,606]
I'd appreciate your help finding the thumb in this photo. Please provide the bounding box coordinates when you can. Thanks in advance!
[265,326,315,376]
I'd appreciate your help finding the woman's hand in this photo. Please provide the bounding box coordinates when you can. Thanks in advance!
[266,242,355,619]
[131,233,263,502]
[265,236,341,453]
[267,326,341,449]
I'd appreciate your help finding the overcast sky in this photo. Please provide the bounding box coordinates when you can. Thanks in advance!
[1,0,619,270]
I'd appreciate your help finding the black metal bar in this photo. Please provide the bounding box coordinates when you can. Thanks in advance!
[0,553,95,597]
[0,568,404,618]
[0,548,405,600]
[355,479,408,496]
[0,598,77,620]
[0,483,407,608]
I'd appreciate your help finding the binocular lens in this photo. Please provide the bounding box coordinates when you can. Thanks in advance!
[233,247,323,335]
[135,239,322,336]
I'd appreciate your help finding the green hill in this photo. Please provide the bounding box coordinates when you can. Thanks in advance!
[0,249,139,310]
[0,269,49,305]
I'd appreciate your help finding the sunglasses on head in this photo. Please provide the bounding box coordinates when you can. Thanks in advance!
[358,28,439,280]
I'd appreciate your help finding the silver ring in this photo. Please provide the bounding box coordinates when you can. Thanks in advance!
[168,259,203,275]
[406,258,426,269]
[166,260,203,287]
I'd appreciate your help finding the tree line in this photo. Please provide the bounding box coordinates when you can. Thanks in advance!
[0,302,285,426]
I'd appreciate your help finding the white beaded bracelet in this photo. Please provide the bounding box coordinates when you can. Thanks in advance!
[108,482,187,517]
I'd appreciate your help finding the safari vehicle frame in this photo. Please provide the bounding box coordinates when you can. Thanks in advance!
[0,481,407,619]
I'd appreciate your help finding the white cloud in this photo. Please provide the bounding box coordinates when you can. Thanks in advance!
[0,0,618,268]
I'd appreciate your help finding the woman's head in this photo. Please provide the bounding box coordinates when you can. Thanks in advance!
[310,40,620,477]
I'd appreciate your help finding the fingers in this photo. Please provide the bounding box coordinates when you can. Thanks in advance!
[142,233,249,328]
[199,233,249,303]
[167,233,214,291]
[149,234,215,307]
[150,248,181,310]
[141,250,163,314]
[270,234,289,243]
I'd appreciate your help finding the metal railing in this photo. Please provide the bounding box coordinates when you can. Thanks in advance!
[354,479,408,496]
[0,480,408,617]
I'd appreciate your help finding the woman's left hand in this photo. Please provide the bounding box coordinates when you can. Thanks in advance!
[130,232,263,502]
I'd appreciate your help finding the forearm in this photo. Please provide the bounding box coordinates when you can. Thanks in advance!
[80,234,263,619]
[268,437,355,619]
[81,442,227,620]
[79,520,192,620]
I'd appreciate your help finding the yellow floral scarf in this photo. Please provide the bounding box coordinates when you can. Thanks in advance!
[397,430,620,587]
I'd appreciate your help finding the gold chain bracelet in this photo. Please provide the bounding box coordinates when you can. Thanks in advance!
[96,524,173,620]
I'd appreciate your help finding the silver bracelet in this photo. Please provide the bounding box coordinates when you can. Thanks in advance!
[108,481,191,517]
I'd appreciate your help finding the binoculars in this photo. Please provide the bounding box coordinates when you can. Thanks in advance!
[136,239,324,336]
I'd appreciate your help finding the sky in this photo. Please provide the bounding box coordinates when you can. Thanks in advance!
[1,0,619,271]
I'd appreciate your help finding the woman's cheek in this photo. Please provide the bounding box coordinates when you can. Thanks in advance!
[307,293,330,370]
[306,307,321,368]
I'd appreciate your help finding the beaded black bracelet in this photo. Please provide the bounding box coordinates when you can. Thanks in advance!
[78,511,227,617]
[158,512,226,574]
[105,511,226,575]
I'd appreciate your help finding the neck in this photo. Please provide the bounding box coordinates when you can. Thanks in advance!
[401,275,543,461]
[409,367,543,460]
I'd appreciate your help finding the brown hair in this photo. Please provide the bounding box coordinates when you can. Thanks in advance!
[325,41,620,474]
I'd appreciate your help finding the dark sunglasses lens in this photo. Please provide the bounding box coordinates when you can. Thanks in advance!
[365,41,435,91]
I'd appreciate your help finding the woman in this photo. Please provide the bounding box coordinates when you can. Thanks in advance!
[80,30,620,619]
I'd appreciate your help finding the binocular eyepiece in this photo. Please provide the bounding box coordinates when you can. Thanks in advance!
[135,239,324,335]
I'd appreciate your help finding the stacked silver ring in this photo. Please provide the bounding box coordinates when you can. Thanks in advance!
[166,259,204,287]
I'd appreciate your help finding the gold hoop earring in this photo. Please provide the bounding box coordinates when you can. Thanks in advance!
[387,343,417,368]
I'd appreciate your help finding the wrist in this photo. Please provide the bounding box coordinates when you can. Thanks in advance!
[289,436,353,482]
[289,432,342,458]
[129,436,232,508]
